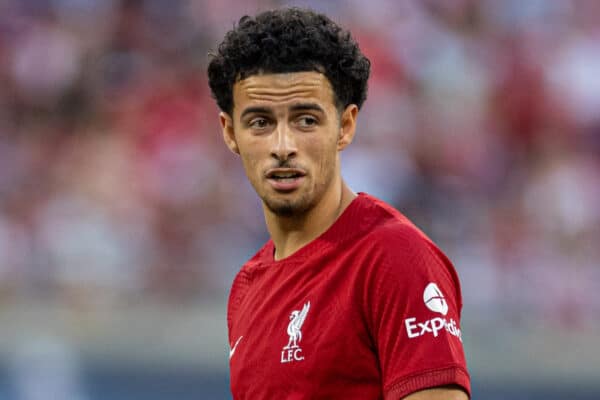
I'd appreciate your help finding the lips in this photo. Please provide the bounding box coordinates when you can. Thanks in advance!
[265,168,306,191]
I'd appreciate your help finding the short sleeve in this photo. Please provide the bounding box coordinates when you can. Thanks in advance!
[364,225,471,399]
[227,269,250,342]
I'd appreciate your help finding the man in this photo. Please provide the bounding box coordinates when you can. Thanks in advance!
[208,8,470,400]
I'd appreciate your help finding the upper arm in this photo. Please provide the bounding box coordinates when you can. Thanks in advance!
[400,385,469,400]
[364,224,471,399]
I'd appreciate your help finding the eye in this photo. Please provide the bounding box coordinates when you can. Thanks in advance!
[297,116,318,128]
[249,117,270,129]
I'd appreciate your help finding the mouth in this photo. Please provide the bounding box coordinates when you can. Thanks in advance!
[265,168,306,191]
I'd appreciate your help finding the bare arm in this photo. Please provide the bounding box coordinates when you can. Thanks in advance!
[401,385,469,400]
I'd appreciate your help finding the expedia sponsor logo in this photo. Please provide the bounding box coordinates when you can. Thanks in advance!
[423,282,448,315]
[404,316,462,341]
[404,283,462,342]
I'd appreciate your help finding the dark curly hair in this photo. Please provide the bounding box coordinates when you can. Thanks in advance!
[207,8,370,115]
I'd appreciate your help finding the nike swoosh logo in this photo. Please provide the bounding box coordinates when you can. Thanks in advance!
[229,336,243,359]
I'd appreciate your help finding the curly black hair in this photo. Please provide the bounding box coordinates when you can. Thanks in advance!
[207,8,370,115]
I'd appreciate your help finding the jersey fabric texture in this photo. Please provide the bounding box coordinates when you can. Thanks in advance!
[228,193,470,399]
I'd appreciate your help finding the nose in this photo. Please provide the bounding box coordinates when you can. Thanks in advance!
[270,121,297,161]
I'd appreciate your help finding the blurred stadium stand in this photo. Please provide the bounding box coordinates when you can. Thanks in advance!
[0,0,599,398]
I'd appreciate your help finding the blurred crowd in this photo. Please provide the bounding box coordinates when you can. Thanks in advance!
[1,0,599,327]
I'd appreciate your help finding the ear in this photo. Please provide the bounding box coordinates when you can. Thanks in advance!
[220,112,239,154]
[337,104,358,151]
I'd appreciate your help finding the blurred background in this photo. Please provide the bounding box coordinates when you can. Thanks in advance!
[0,0,599,398]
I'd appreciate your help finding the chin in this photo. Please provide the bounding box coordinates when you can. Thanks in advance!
[264,194,314,217]
[270,204,296,217]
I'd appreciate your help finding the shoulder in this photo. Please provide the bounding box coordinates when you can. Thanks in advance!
[354,195,462,306]
[354,193,424,239]
[227,240,273,327]
[357,194,445,268]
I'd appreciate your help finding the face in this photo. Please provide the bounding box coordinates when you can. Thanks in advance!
[220,71,357,217]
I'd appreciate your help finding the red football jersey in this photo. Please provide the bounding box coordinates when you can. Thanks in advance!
[228,193,470,399]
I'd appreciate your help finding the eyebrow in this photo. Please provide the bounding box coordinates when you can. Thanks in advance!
[240,103,325,119]
[289,103,325,114]
[240,106,271,119]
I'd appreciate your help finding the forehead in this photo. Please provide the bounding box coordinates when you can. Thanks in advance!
[232,72,336,113]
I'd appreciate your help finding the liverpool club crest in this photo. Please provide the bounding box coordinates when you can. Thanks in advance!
[281,301,310,363]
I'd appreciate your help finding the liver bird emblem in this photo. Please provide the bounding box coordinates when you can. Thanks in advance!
[284,301,310,349]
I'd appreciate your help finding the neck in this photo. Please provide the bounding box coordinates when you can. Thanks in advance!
[264,180,356,261]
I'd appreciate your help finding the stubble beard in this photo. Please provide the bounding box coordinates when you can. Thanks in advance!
[261,167,335,218]
[263,191,314,217]
[256,147,339,218]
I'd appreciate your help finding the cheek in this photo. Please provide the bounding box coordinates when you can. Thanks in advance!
[241,154,260,178]
[236,145,261,178]
[308,140,338,174]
